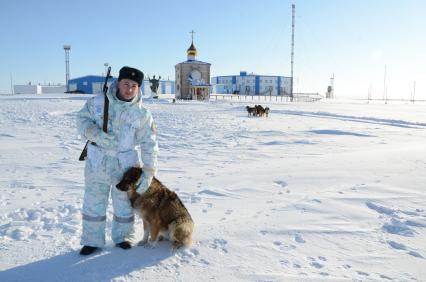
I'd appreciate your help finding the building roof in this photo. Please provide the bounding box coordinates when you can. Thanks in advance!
[176,59,211,66]
[211,71,290,78]
[212,74,290,78]
[69,75,117,82]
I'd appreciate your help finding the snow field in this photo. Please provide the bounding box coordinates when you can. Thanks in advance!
[0,94,425,281]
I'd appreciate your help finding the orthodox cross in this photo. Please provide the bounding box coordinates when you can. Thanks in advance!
[189,30,196,41]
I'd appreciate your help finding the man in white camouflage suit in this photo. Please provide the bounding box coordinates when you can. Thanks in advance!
[77,66,158,255]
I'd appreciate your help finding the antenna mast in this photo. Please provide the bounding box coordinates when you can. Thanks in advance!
[412,81,416,103]
[10,73,14,95]
[290,4,295,102]
[383,65,387,102]
[63,45,71,91]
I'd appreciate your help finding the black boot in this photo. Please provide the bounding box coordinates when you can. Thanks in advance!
[80,245,98,255]
[116,241,132,250]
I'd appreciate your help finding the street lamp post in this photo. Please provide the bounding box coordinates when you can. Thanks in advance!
[63,45,71,91]
[104,63,109,76]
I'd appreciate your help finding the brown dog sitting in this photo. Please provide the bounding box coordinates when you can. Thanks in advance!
[116,167,194,249]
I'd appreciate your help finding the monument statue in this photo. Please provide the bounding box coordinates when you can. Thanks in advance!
[148,75,161,98]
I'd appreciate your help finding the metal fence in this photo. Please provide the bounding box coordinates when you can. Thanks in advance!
[210,93,323,103]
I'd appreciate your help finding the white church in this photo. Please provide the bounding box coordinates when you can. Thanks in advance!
[175,34,211,100]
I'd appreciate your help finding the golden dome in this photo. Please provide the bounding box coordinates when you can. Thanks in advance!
[187,41,197,57]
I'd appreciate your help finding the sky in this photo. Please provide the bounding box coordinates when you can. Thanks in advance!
[0,0,425,99]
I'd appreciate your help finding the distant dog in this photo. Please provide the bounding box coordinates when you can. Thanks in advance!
[116,167,194,249]
[255,105,265,117]
[246,105,256,117]
[264,107,270,117]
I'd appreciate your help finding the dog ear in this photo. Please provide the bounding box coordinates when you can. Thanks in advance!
[129,167,142,179]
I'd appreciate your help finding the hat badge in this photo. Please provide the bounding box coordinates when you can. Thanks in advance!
[131,72,135,76]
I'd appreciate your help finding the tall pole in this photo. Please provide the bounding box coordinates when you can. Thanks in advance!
[10,73,13,95]
[383,65,386,101]
[64,45,71,91]
[290,4,295,102]
[412,81,416,103]
[368,84,372,103]
[104,63,108,76]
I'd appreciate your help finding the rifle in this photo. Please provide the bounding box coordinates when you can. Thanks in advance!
[78,66,112,161]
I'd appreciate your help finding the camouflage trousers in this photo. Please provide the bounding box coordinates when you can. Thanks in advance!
[80,153,134,247]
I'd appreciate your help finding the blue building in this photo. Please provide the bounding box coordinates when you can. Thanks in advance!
[68,75,113,94]
[68,75,175,95]
[212,71,291,96]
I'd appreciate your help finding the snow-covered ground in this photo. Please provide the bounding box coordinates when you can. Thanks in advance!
[0,94,425,281]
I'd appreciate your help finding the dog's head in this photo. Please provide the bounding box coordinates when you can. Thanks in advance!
[116,167,143,192]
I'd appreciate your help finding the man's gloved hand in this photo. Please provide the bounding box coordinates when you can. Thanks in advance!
[85,125,117,148]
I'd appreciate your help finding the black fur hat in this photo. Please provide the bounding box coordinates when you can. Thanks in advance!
[118,66,144,86]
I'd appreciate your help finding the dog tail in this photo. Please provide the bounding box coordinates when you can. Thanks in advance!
[170,219,194,248]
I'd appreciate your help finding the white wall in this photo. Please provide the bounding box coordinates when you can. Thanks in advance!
[40,86,66,94]
[14,85,41,94]
[69,83,77,91]
[14,85,66,94]
[163,81,173,94]
[142,82,151,95]
[92,82,102,94]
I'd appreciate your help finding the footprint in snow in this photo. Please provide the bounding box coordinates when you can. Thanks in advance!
[357,271,369,276]
[5,226,34,240]
[388,240,406,250]
[388,241,425,258]
[310,262,324,269]
[380,274,393,280]
[274,180,288,188]
[209,238,228,253]
[175,248,200,264]
[190,195,202,204]
[181,248,199,257]
[202,203,213,213]
[382,218,415,237]
[294,234,305,243]
[408,251,424,258]
[279,259,290,265]
[273,241,296,251]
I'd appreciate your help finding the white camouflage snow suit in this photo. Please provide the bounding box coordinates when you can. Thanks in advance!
[77,83,158,247]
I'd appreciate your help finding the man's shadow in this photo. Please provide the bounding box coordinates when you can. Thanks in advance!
[0,242,174,281]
